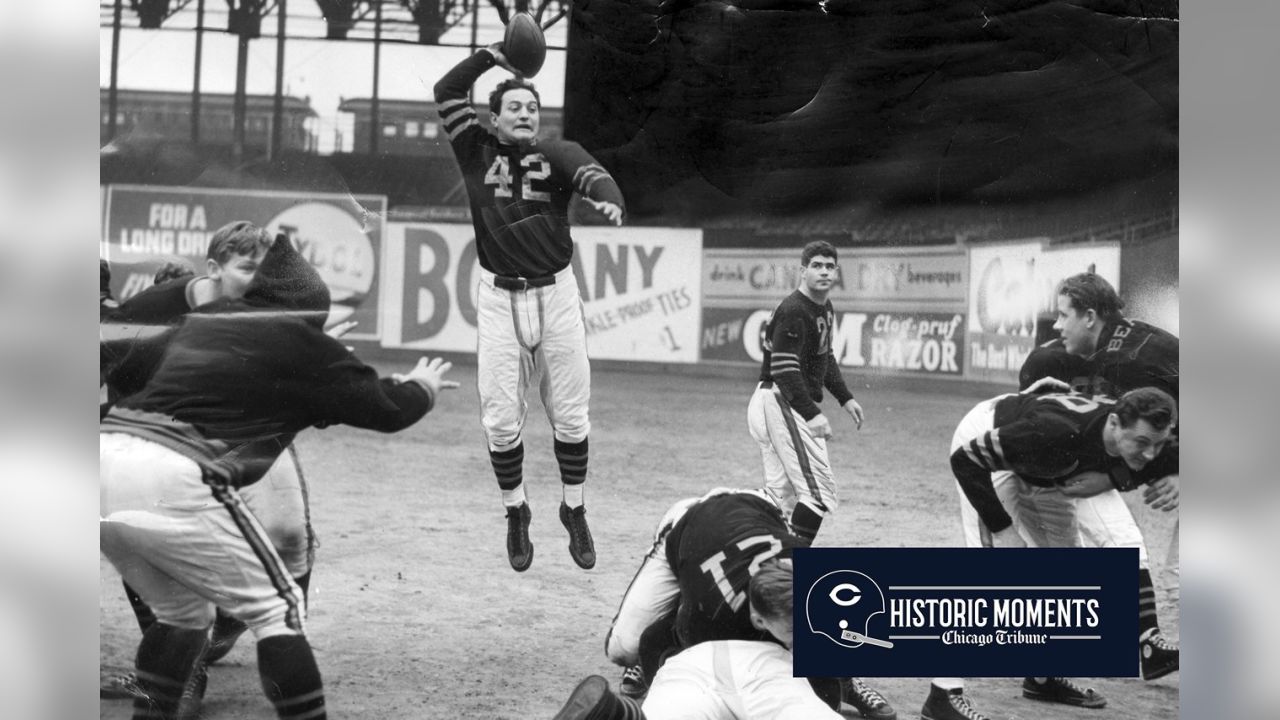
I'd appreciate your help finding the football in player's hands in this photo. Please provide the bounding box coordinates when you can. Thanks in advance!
[502,12,546,77]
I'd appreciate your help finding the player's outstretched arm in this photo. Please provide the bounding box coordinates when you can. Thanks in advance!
[394,356,461,397]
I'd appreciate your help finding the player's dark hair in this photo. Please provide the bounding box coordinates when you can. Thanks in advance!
[489,77,541,115]
[206,221,273,265]
[1058,272,1124,322]
[801,240,839,267]
[1113,387,1177,431]
[153,258,197,285]
[748,559,793,622]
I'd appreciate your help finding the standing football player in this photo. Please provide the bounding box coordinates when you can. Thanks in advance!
[434,42,626,572]
[748,240,864,546]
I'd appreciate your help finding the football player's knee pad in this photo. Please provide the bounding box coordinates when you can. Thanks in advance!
[551,420,590,445]
[486,428,524,452]
[605,626,638,667]
[239,593,306,639]
[252,618,306,642]
[151,599,217,631]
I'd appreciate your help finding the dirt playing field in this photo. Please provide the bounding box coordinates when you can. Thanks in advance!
[100,359,1179,719]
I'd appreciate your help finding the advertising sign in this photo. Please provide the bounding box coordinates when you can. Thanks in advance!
[383,224,703,363]
[703,247,966,306]
[966,241,1121,382]
[101,185,385,340]
[700,307,965,375]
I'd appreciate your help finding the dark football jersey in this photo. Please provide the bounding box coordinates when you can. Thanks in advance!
[105,276,196,324]
[1019,319,1178,401]
[664,492,800,648]
[758,290,853,420]
[1087,319,1179,401]
[435,52,624,278]
[954,392,1176,532]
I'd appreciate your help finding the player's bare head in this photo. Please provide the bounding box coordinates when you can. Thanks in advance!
[1113,387,1177,432]
[801,240,839,268]
[1106,387,1176,471]
[205,221,273,266]
[749,559,794,620]
[204,221,273,300]
[489,78,541,144]
[1057,273,1124,322]
[748,559,795,648]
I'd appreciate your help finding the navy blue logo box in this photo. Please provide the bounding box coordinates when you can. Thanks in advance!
[792,547,1138,677]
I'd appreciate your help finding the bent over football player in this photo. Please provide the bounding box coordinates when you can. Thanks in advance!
[603,488,895,720]
[100,222,326,703]
[100,234,458,720]
[748,240,864,545]
[554,560,845,720]
[927,386,1178,719]
[435,41,626,572]
[1017,271,1181,682]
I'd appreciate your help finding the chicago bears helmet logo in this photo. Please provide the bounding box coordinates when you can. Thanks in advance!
[805,570,894,649]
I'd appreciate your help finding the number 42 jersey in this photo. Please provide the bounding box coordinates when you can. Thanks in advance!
[664,491,801,647]
[434,51,626,279]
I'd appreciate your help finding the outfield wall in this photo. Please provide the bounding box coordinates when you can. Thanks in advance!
[99,185,1169,385]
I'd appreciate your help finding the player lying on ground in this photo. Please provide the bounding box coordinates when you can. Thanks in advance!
[602,487,895,719]
[556,560,845,720]
[100,233,458,720]
[434,40,626,573]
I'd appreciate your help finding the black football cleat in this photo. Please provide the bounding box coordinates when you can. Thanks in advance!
[506,502,534,572]
[560,502,596,569]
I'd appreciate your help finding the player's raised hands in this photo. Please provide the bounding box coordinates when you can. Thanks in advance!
[1143,474,1179,512]
[396,357,461,396]
[485,42,520,75]
[806,413,833,440]
[843,398,864,430]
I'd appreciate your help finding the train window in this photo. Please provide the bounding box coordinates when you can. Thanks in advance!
[382,124,398,137]
[405,121,419,138]
[421,122,439,139]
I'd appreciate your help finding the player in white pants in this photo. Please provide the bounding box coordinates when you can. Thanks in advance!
[556,560,842,720]
[436,46,626,572]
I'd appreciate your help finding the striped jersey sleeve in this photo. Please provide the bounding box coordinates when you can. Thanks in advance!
[433,50,495,155]
[542,139,627,209]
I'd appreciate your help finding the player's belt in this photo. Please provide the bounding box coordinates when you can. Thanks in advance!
[493,274,556,291]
